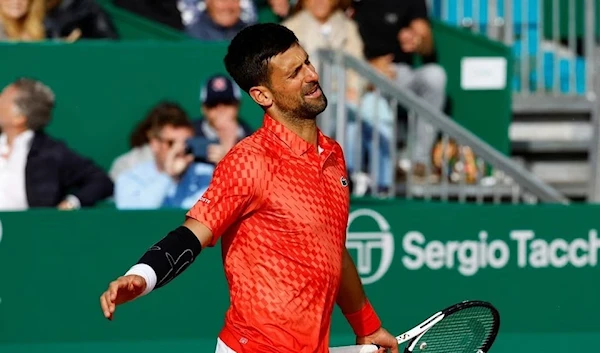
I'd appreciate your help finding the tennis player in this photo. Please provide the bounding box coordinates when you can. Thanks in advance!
[99,23,399,353]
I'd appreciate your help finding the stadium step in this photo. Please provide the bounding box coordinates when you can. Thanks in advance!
[510,98,594,201]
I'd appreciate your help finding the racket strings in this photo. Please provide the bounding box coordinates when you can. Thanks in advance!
[409,306,496,353]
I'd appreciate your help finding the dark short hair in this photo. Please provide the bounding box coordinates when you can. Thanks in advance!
[12,78,55,131]
[224,23,299,93]
[130,101,192,147]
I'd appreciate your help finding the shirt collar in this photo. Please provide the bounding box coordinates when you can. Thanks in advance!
[262,114,334,156]
[0,130,34,152]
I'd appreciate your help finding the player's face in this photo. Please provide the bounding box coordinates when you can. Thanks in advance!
[267,44,327,120]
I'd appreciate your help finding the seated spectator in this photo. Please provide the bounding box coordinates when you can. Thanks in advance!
[0,78,113,211]
[108,102,180,181]
[114,104,214,210]
[179,0,258,28]
[351,0,447,178]
[184,0,248,41]
[0,0,45,41]
[344,95,394,195]
[45,0,119,40]
[193,74,253,164]
[179,0,292,29]
[263,0,292,19]
[282,0,364,104]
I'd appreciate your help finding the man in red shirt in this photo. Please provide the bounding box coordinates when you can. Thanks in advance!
[99,23,398,353]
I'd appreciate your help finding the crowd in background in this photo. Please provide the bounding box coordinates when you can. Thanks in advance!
[0,0,449,211]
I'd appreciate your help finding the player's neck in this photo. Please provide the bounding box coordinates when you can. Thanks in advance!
[276,115,318,148]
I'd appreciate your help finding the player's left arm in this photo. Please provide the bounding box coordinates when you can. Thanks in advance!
[337,248,399,352]
[336,247,369,315]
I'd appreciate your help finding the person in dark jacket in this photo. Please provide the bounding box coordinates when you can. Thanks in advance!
[0,78,113,211]
[45,0,119,40]
[112,0,184,31]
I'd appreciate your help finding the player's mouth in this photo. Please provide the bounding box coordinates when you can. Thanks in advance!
[304,84,322,99]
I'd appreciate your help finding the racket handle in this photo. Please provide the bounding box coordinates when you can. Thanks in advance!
[329,344,379,353]
[358,345,380,353]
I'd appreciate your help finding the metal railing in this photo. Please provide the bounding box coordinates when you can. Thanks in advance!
[588,48,600,201]
[317,49,569,204]
[429,0,597,98]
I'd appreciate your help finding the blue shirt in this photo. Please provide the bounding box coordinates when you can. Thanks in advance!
[115,160,214,210]
[162,162,214,209]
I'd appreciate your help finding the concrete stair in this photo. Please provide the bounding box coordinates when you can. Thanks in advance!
[510,95,595,201]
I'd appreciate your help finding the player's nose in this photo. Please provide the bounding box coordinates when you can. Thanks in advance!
[305,65,319,83]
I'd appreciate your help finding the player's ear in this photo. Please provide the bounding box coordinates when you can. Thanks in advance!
[249,86,273,109]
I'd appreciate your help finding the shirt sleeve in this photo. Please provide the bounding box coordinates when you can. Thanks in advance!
[115,169,173,210]
[186,147,265,247]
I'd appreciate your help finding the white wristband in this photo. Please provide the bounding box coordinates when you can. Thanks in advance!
[125,264,157,297]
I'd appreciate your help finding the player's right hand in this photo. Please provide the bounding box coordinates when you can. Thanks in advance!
[99,275,146,320]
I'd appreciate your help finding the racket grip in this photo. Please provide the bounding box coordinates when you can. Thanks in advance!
[358,345,380,353]
[329,344,379,353]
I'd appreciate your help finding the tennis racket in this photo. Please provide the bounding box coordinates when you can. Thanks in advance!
[330,300,500,353]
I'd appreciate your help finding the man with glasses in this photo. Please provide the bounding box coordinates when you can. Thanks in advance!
[114,103,214,210]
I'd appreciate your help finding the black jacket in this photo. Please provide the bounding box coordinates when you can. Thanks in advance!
[25,132,114,208]
[112,0,184,31]
[45,0,119,39]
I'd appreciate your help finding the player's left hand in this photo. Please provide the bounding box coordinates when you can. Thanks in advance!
[356,327,399,353]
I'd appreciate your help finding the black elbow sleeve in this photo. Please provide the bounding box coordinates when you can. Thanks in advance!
[137,226,202,289]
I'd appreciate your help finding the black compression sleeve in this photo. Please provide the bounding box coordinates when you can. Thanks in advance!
[137,226,202,289]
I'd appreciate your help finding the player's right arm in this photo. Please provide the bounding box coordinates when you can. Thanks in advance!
[99,219,213,320]
[99,145,265,321]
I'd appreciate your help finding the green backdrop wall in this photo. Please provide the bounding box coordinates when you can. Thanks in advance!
[432,20,512,154]
[0,41,265,171]
[1,200,599,352]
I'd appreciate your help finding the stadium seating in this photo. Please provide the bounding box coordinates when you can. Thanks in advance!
[431,0,598,95]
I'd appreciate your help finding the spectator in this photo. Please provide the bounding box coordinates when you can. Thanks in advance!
[179,0,292,29]
[184,0,247,41]
[0,0,46,41]
[193,74,253,164]
[263,0,291,19]
[114,103,214,210]
[108,102,180,181]
[282,0,363,104]
[0,78,113,211]
[45,0,119,40]
[344,95,394,195]
[179,0,258,27]
[351,0,447,178]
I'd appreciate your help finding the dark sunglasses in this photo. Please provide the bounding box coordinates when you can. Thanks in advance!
[155,136,176,148]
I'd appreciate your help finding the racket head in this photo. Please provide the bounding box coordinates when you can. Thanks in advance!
[403,300,500,353]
